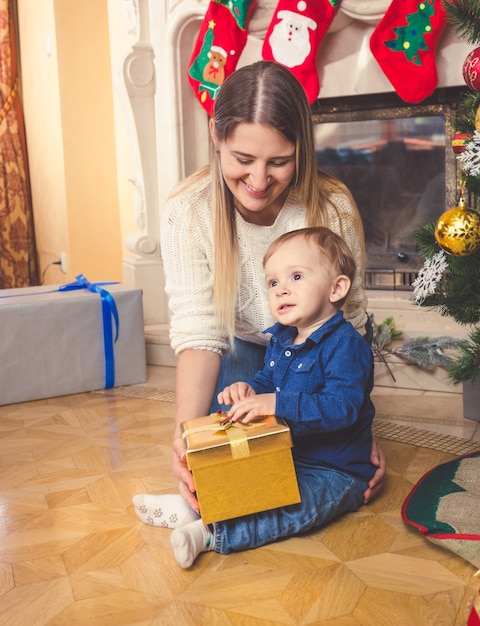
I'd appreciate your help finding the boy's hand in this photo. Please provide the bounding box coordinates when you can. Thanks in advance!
[217,382,256,406]
[228,393,276,424]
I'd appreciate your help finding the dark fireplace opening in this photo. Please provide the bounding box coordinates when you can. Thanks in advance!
[312,88,463,290]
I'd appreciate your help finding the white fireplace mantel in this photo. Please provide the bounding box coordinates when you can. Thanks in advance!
[114,0,472,392]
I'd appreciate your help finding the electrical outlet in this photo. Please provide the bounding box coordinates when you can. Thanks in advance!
[59,252,68,274]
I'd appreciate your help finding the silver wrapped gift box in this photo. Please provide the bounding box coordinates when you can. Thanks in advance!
[0,277,147,405]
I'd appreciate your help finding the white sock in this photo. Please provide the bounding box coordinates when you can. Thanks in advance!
[170,519,214,568]
[132,493,200,528]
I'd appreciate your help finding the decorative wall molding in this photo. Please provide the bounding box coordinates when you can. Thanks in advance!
[123,0,160,258]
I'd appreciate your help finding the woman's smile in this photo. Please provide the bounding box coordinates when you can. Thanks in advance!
[243,180,269,193]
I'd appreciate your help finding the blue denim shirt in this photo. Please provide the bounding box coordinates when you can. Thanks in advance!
[245,311,376,482]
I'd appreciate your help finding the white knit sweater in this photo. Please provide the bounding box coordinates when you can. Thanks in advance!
[161,174,368,355]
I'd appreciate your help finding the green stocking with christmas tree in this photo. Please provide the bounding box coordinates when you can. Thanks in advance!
[188,0,257,116]
[370,0,447,103]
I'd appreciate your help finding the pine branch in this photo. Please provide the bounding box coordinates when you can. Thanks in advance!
[447,326,480,384]
[455,92,480,134]
[419,286,480,325]
[370,315,403,382]
[393,336,462,370]
[442,0,480,44]
[371,315,403,350]
[414,222,440,257]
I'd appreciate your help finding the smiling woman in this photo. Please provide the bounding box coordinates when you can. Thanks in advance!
[159,60,386,515]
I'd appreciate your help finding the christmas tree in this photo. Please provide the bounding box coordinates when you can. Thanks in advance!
[413,0,480,385]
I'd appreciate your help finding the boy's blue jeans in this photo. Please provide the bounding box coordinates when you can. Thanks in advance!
[213,462,367,554]
[208,335,369,554]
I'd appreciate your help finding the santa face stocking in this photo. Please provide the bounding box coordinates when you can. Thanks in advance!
[370,0,447,103]
[262,0,342,103]
[188,0,257,116]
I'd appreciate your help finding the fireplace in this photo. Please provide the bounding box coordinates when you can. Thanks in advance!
[311,88,462,290]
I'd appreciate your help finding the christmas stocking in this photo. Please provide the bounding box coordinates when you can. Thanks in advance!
[370,0,447,103]
[262,0,342,103]
[188,0,257,116]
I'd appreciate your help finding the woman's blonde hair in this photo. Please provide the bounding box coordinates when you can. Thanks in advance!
[175,61,365,344]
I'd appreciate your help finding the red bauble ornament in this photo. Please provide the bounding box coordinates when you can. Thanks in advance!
[452,132,472,155]
[463,47,480,92]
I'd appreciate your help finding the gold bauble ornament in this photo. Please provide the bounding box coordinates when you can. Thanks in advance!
[434,199,480,256]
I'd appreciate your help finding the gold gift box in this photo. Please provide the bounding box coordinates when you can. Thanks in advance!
[181,413,301,524]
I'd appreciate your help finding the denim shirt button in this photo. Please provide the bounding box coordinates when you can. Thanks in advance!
[269,360,275,367]
[275,386,280,392]
[285,350,292,357]
[297,362,303,369]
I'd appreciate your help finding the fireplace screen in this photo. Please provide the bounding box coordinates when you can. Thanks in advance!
[312,91,460,290]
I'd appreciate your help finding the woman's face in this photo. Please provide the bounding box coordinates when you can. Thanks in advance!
[210,121,296,226]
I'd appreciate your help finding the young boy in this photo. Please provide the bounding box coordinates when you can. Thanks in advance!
[135,227,376,567]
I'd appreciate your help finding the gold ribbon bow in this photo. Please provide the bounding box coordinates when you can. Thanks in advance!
[182,413,259,460]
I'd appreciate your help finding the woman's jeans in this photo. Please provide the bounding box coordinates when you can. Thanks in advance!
[213,461,367,554]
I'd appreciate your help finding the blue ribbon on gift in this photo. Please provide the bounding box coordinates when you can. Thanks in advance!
[59,274,119,388]
[0,274,120,389]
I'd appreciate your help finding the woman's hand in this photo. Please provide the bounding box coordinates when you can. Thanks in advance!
[171,350,222,512]
[172,436,199,513]
[363,436,386,504]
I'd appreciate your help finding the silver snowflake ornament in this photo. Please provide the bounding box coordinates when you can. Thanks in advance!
[412,250,448,304]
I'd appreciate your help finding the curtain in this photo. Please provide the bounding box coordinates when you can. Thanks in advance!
[0,0,38,288]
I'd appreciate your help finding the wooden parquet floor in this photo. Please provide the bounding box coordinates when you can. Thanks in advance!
[0,389,478,626]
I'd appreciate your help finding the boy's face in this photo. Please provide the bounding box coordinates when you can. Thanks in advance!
[264,237,347,336]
